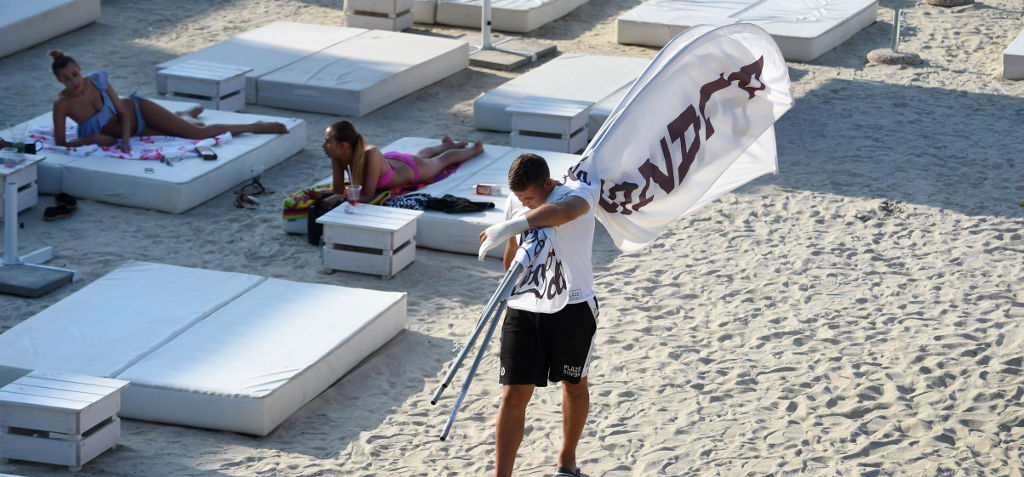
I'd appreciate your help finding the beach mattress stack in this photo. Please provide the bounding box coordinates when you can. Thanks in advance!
[297,137,581,257]
[1005,30,1024,80]
[474,54,650,135]
[435,0,589,32]
[0,0,101,59]
[0,99,306,214]
[155,22,468,116]
[616,0,878,61]
[0,262,407,436]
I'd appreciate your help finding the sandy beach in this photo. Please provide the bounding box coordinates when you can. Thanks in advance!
[1,0,1023,475]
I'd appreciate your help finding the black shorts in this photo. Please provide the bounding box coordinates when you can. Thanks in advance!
[499,299,598,387]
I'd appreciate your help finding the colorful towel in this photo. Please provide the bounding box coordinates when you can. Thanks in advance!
[26,124,232,162]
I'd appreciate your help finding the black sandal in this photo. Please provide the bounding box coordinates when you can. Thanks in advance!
[43,204,75,221]
[55,193,78,211]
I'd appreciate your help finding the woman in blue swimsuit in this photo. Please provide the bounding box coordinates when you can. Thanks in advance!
[48,50,288,153]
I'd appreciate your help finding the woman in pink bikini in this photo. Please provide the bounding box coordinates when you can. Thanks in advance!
[308,120,484,208]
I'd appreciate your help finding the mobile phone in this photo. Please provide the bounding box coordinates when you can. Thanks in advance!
[196,145,217,160]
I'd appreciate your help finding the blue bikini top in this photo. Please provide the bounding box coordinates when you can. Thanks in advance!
[75,70,117,138]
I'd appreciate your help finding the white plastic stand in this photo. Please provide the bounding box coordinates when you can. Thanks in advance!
[0,178,78,296]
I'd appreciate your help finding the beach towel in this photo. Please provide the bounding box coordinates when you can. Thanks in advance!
[568,23,794,252]
[26,124,232,162]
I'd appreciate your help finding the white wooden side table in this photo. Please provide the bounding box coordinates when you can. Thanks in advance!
[317,204,423,279]
[160,60,252,112]
[0,372,128,472]
[507,97,591,153]
[344,0,414,31]
[0,154,42,219]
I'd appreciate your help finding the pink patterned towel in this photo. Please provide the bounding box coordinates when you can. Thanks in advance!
[26,124,232,162]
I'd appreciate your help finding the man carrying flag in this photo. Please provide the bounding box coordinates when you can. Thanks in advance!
[479,152,598,477]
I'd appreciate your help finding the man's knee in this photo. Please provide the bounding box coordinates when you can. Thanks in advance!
[562,378,588,398]
[500,384,534,409]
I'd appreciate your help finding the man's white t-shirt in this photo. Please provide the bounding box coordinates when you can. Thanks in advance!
[505,181,596,306]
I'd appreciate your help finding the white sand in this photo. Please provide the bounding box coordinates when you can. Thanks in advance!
[2,0,1023,475]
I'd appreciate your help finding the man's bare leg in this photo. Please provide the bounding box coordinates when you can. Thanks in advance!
[558,378,589,472]
[496,384,535,477]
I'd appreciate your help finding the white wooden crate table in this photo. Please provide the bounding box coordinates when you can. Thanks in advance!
[345,0,414,31]
[317,204,423,279]
[506,97,591,153]
[0,154,43,219]
[0,372,128,472]
[159,60,253,112]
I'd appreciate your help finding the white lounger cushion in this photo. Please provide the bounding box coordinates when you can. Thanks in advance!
[155,22,364,100]
[118,277,407,436]
[474,54,649,134]
[0,262,407,436]
[617,0,878,61]
[436,0,588,32]
[0,0,101,59]
[294,138,581,257]
[0,99,306,213]
[0,262,264,378]
[257,29,468,116]
[1005,30,1024,80]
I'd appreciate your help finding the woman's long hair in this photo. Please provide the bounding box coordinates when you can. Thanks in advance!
[328,121,366,186]
[49,50,77,76]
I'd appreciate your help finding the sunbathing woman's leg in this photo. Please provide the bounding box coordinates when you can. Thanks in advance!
[416,135,467,158]
[416,140,484,180]
[135,99,287,139]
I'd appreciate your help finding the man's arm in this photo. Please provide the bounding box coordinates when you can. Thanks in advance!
[478,194,591,261]
[521,195,590,228]
[502,236,518,271]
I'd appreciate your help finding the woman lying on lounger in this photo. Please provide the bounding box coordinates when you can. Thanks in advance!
[48,50,287,153]
[307,120,484,208]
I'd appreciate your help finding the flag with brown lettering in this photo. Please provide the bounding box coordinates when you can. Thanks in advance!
[568,23,794,252]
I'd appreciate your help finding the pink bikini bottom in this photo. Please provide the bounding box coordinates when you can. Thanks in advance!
[378,151,420,189]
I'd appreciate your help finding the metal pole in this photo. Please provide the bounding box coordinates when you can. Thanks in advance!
[439,261,523,441]
[891,9,901,52]
[4,181,17,265]
[431,265,521,405]
[481,0,493,50]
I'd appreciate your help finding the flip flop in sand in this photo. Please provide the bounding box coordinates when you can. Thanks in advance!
[234,194,259,209]
[234,178,270,196]
[553,467,589,477]
[43,204,75,221]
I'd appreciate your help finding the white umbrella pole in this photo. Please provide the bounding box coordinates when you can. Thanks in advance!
[481,0,493,50]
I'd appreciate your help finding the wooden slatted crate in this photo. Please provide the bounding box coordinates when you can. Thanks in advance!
[317,204,423,279]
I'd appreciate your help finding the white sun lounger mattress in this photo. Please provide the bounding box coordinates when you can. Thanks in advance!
[0,0,101,59]
[616,0,878,61]
[0,99,306,214]
[436,0,588,32]
[1005,30,1024,80]
[0,262,407,436]
[295,137,581,257]
[474,54,649,134]
[155,22,365,101]
[257,29,468,116]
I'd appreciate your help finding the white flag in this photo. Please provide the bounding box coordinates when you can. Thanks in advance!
[568,23,794,252]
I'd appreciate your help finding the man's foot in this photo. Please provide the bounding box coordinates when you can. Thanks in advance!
[254,121,288,134]
[441,135,468,149]
[553,467,588,477]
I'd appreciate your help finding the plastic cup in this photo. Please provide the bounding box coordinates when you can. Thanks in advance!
[347,184,362,207]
